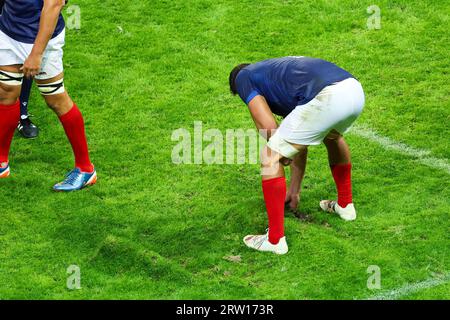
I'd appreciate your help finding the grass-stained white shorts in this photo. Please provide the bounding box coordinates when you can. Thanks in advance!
[0,29,65,80]
[268,78,365,159]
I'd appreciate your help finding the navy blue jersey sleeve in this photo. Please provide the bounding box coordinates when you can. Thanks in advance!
[0,0,65,43]
[235,70,260,104]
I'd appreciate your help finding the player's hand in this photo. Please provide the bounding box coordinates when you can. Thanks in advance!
[22,52,42,78]
[285,192,300,211]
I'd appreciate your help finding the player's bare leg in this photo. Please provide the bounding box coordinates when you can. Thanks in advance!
[36,73,96,191]
[324,130,351,165]
[321,130,356,221]
[0,65,23,178]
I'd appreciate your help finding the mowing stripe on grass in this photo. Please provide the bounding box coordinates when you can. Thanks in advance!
[350,125,450,174]
[366,272,450,300]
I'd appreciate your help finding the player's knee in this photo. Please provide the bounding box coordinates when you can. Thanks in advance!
[324,133,344,146]
[45,96,70,110]
[325,130,343,141]
[262,159,279,170]
[261,146,281,168]
[44,94,73,115]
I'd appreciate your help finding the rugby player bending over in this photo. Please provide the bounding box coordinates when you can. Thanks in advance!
[230,57,365,254]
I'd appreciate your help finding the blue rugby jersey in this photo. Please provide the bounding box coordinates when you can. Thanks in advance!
[235,56,354,117]
[0,0,65,44]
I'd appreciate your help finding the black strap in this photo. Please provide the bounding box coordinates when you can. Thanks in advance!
[37,81,64,95]
[0,70,23,82]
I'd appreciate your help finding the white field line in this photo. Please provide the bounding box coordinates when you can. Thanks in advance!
[348,125,449,299]
[350,125,450,174]
[366,273,450,300]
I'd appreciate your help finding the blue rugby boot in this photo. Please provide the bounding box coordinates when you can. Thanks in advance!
[53,167,97,192]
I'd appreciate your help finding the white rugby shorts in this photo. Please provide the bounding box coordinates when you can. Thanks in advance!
[0,28,65,80]
[268,78,365,159]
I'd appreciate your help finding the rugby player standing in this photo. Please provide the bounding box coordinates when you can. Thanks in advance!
[229,57,365,254]
[0,0,96,191]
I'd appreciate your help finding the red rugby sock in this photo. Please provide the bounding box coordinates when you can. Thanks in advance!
[262,177,286,244]
[0,100,20,164]
[59,104,94,173]
[331,163,353,208]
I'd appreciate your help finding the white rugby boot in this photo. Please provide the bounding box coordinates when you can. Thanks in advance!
[243,230,288,255]
[0,163,10,178]
[320,200,356,221]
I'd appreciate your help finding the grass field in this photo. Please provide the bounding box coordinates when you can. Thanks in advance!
[0,0,449,299]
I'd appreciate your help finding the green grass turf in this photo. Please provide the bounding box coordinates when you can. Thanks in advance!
[0,0,449,299]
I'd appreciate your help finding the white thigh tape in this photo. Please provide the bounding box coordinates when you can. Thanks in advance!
[0,70,24,86]
[37,79,65,95]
